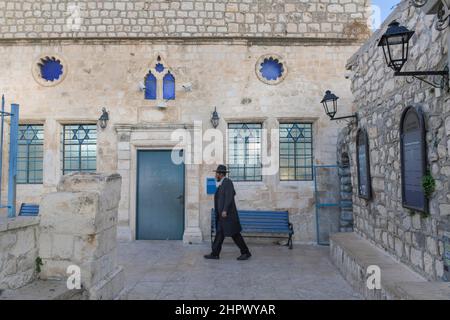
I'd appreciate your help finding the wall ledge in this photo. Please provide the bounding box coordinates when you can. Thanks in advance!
[0,216,40,233]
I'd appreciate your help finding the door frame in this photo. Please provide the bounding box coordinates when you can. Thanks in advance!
[115,123,203,243]
[135,149,185,240]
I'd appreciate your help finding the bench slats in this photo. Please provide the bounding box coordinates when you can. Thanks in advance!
[210,208,294,249]
[19,203,39,216]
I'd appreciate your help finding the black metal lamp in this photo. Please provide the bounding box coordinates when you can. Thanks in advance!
[377,21,414,72]
[98,107,109,129]
[211,107,220,128]
[378,20,449,89]
[320,90,357,121]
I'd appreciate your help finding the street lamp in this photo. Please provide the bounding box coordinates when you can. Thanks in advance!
[98,107,109,129]
[320,90,357,121]
[378,20,449,89]
[211,107,220,128]
[378,21,414,73]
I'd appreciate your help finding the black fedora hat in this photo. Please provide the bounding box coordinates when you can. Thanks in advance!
[213,165,229,173]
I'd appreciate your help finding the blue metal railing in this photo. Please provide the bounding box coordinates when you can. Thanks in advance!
[313,164,348,246]
[0,95,19,218]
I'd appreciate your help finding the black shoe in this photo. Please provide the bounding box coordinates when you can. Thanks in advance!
[204,254,219,260]
[237,253,252,261]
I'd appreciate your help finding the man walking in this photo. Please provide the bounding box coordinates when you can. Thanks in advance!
[204,165,252,261]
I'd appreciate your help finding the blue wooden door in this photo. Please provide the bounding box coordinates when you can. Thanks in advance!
[137,150,185,240]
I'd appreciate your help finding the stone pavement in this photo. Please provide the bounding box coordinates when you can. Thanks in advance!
[118,241,362,300]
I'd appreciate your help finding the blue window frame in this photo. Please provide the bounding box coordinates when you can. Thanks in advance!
[279,123,313,181]
[62,124,97,174]
[163,72,175,100]
[228,123,262,181]
[17,125,44,184]
[145,71,157,100]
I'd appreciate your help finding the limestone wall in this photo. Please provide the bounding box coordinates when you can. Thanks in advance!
[341,0,450,280]
[0,0,370,40]
[39,172,124,299]
[0,38,359,243]
[0,217,39,290]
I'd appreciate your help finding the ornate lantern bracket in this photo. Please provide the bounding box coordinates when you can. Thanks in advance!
[410,0,450,30]
[320,90,358,123]
[378,20,449,90]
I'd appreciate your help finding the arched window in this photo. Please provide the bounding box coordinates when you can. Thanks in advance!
[163,71,175,100]
[400,106,427,212]
[145,71,157,100]
[341,152,350,168]
[356,128,372,200]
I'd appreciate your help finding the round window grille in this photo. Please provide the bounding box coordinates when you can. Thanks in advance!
[32,55,67,87]
[256,54,287,85]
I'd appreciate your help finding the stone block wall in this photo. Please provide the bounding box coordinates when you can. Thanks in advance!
[0,0,370,39]
[0,217,39,290]
[39,172,125,299]
[339,0,450,280]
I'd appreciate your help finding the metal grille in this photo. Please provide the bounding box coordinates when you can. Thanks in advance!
[279,123,313,181]
[62,124,97,174]
[17,124,44,184]
[228,123,262,181]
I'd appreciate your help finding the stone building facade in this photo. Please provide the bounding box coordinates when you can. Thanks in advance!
[0,0,370,244]
[338,0,450,281]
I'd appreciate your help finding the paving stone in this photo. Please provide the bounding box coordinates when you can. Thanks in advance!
[118,240,361,300]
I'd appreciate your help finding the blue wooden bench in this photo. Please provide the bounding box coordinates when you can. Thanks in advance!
[19,203,39,216]
[211,209,294,249]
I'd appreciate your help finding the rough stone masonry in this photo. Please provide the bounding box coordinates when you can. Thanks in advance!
[0,0,369,39]
[338,0,450,281]
[39,172,125,299]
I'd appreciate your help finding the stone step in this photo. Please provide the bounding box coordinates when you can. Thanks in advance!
[0,279,85,300]
[330,232,450,300]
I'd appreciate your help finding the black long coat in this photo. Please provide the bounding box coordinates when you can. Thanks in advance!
[214,177,242,236]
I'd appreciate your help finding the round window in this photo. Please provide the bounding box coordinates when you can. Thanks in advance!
[256,54,287,85]
[32,55,67,86]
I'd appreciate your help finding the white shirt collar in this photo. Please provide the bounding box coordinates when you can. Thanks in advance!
[217,176,225,187]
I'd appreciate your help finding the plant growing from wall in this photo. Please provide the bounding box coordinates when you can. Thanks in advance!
[35,257,43,273]
[422,170,436,199]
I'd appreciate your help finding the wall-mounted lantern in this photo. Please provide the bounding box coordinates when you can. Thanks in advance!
[410,0,450,30]
[98,107,109,129]
[211,107,220,128]
[378,20,449,89]
[320,90,357,122]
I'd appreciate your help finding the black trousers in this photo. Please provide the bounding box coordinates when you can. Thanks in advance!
[212,230,250,256]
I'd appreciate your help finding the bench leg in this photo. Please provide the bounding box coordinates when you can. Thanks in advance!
[287,223,294,249]
[284,235,293,249]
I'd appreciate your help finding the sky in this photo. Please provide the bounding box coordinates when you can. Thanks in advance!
[372,0,401,26]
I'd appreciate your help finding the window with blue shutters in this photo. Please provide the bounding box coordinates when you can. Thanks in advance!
[163,72,175,100]
[143,56,176,102]
[145,71,157,100]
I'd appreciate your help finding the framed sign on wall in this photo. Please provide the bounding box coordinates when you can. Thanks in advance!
[356,128,372,200]
[400,106,428,213]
